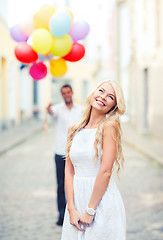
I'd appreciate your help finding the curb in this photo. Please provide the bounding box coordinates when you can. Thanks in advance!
[0,127,43,156]
[123,137,163,167]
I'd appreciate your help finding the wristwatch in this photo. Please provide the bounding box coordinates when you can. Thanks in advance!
[86,207,96,216]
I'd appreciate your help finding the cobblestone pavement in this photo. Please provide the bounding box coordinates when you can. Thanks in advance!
[0,127,163,240]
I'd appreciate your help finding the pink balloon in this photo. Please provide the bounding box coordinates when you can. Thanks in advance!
[29,62,47,80]
[69,20,89,42]
[10,24,28,42]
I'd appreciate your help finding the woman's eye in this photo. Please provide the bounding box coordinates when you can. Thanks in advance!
[99,89,103,92]
[109,96,113,100]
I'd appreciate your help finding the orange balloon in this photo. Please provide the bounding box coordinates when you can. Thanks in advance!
[50,58,67,77]
[33,5,56,29]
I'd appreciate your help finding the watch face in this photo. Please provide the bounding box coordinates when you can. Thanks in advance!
[89,209,94,215]
[87,208,95,215]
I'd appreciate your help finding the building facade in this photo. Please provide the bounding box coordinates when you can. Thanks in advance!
[0,1,52,130]
[0,3,20,129]
[116,0,163,138]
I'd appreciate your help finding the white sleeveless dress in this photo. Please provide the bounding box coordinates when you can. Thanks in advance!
[61,128,126,240]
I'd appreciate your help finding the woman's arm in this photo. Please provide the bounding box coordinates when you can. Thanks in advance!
[80,121,117,226]
[65,153,75,212]
[65,128,85,231]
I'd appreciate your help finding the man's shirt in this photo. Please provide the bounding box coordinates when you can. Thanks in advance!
[51,103,83,155]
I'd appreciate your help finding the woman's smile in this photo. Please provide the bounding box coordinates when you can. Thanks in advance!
[96,98,106,106]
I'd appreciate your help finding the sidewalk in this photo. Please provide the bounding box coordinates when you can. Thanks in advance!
[0,118,44,155]
[122,122,163,166]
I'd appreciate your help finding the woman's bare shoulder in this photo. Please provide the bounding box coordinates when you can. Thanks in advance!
[103,120,117,132]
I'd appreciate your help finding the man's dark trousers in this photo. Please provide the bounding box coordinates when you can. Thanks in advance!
[55,154,66,219]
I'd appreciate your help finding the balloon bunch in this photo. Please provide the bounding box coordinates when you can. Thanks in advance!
[10,5,89,80]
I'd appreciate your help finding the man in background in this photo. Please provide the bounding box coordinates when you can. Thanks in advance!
[47,84,82,226]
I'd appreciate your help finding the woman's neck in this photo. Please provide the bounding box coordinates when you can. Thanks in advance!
[86,109,105,128]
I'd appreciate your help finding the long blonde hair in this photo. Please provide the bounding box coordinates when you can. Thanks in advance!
[66,80,126,174]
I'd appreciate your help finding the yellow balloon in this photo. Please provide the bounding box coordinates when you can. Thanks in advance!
[50,58,67,77]
[32,28,53,54]
[33,5,56,29]
[65,8,74,21]
[51,34,72,57]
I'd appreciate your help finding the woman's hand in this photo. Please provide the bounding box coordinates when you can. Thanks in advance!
[69,208,85,232]
[80,211,95,227]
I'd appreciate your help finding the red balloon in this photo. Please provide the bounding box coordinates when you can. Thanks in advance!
[15,42,38,64]
[29,62,47,80]
[63,42,85,62]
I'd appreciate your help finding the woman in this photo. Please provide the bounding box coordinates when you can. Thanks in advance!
[61,80,126,240]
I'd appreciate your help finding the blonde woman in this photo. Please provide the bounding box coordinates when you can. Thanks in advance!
[61,80,126,240]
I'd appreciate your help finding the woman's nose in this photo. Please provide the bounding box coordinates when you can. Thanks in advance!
[101,93,107,100]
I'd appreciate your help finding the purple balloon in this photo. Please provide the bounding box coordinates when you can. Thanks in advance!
[69,20,90,42]
[10,24,28,42]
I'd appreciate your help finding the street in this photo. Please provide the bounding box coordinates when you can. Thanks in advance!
[0,127,163,240]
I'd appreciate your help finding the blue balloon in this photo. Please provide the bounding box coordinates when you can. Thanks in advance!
[38,53,53,61]
[49,12,72,37]
[38,54,46,61]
